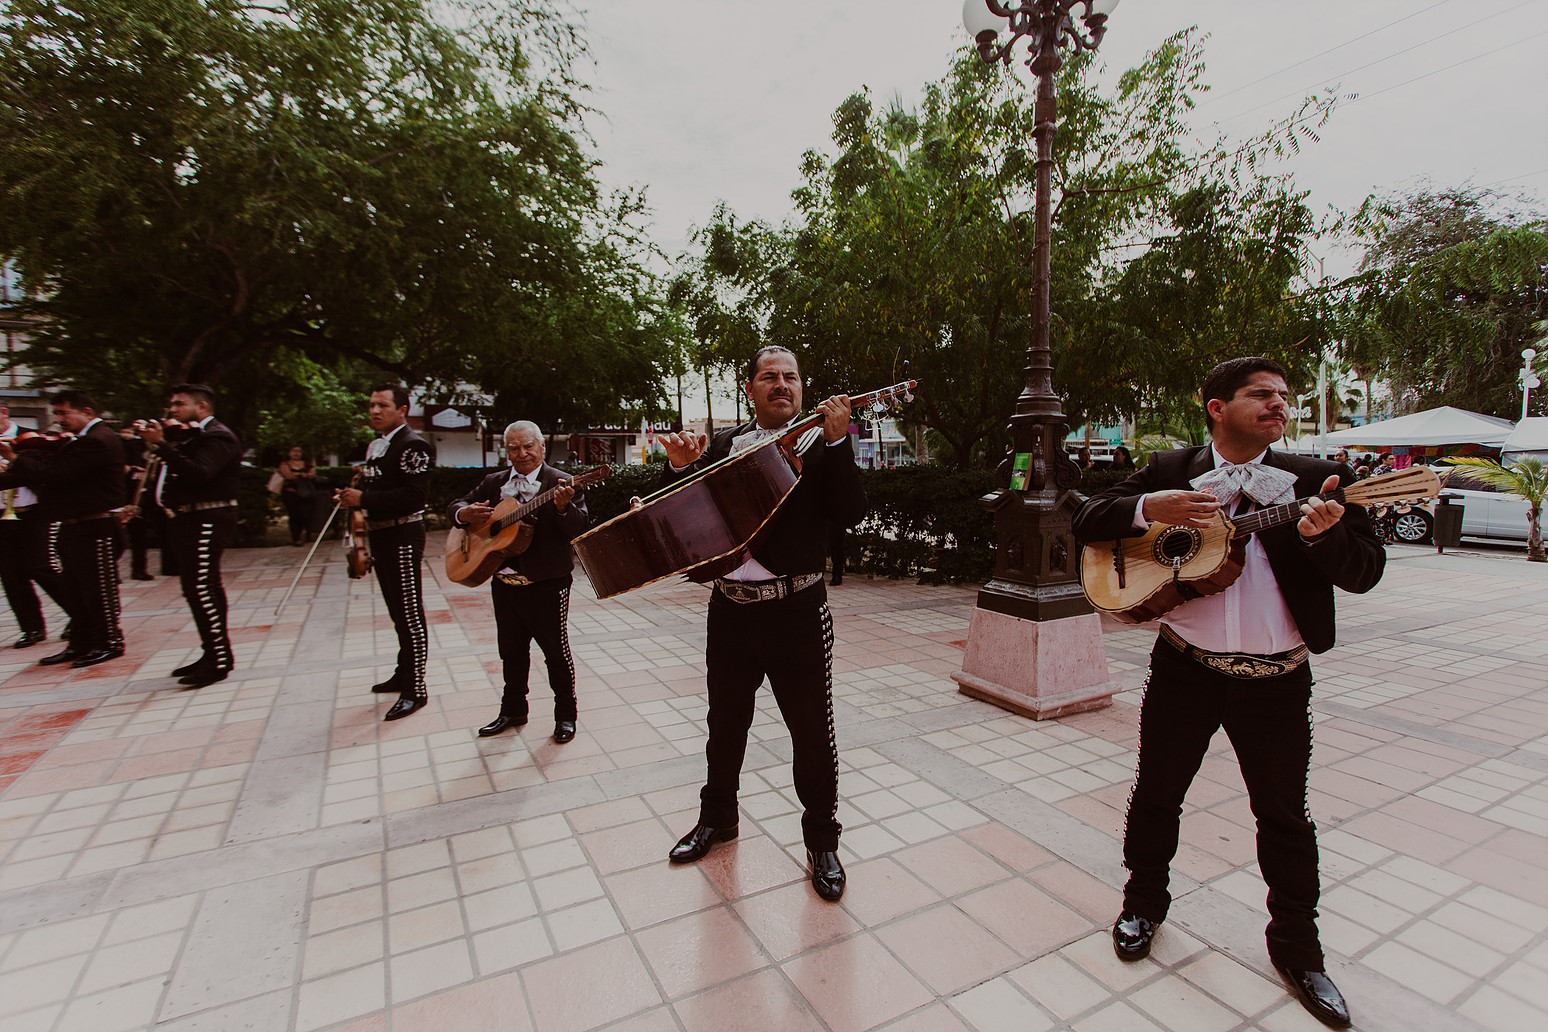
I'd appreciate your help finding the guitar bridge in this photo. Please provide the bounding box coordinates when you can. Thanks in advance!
[1110,541,1126,589]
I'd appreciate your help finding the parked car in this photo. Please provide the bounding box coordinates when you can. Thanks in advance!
[1387,462,1534,545]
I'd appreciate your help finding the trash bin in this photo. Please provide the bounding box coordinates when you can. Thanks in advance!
[1434,493,1464,553]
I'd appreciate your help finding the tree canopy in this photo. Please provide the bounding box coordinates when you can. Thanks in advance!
[672,34,1337,465]
[0,0,673,437]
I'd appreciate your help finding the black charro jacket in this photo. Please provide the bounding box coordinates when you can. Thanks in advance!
[0,420,125,520]
[359,425,433,520]
[659,423,867,577]
[448,463,590,583]
[1071,446,1385,654]
[154,417,243,508]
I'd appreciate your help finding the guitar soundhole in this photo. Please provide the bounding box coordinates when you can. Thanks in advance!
[1153,527,1201,568]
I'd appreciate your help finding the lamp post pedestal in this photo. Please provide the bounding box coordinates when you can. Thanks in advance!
[953,609,1114,719]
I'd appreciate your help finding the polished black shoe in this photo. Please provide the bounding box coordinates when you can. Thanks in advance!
[553,720,576,744]
[371,678,403,694]
[39,645,84,666]
[807,849,846,901]
[1112,912,1158,960]
[1274,964,1351,1029]
[383,696,426,721]
[171,659,212,678]
[131,570,154,581]
[668,823,738,863]
[830,574,843,586]
[180,668,229,688]
[13,630,46,649]
[478,715,526,737]
[71,645,125,668]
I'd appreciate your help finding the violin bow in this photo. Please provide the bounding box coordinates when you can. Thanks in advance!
[274,498,345,618]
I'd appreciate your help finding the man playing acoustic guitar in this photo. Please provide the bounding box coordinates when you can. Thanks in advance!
[449,421,587,743]
[1072,357,1385,1029]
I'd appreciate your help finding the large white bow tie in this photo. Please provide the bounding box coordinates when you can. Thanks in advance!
[366,436,389,461]
[730,424,785,456]
[1190,463,1298,509]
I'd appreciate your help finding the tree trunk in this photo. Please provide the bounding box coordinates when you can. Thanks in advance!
[1529,506,1545,562]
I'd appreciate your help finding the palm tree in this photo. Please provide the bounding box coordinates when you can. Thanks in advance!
[1442,457,1547,562]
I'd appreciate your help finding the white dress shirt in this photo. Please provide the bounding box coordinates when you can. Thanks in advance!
[1135,445,1304,655]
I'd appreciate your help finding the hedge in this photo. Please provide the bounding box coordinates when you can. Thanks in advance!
[240,461,1144,584]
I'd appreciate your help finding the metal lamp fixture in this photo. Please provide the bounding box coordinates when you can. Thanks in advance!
[1523,347,1541,421]
[949,1,1122,720]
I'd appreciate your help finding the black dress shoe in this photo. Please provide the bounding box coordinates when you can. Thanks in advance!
[71,646,125,668]
[39,645,84,666]
[1274,964,1351,1029]
[180,668,229,688]
[807,849,846,901]
[131,571,154,581]
[172,658,211,678]
[478,715,526,737]
[830,574,843,585]
[383,696,426,721]
[1113,911,1158,960]
[371,678,403,694]
[668,823,738,863]
[13,630,46,649]
[553,720,576,744]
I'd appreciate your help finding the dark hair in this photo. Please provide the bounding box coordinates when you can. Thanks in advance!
[169,383,215,409]
[371,383,410,409]
[745,346,798,383]
[1113,446,1132,464]
[1200,357,1287,432]
[49,389,98,413]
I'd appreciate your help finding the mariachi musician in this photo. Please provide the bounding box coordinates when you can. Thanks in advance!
[137,384,243,688]
[336,383,433,721]
[0,402,70,648]
[655,345,866,903]
[0,389,127,668]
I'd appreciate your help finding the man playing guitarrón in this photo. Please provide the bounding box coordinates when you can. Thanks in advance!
[1072,357,1384,1030]
[656,345,866,902]
[337,384,433,722]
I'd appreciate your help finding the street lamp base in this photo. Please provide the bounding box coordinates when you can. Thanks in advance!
[951,608,1115,720]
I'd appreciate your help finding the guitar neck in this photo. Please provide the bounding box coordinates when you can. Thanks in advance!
[1227,465,1440,538]
[490,468,604,533]
[1229,493,1337,538]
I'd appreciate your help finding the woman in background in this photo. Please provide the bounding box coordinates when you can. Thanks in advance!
[278,446,317,545]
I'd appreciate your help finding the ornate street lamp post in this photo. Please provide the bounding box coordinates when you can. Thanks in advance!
[950,0,1120,719]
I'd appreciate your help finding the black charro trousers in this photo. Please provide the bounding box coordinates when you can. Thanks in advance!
[167,510,237,670]
[492,576,576,722]
[368,523,428,701]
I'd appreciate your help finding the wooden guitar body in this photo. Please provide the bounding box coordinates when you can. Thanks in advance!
[445,497,537,587]
[1079,513,1245,624]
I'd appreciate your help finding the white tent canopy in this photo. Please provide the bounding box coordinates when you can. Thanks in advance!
[1320,406,1515,448]
[1502,417,1548,464]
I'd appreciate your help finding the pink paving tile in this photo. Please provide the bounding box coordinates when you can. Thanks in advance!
[109,747,207,782]
[894,836,1009,898]
[961,823,1056,873]
[391,971,533,1032]
[580,819,677,876]
[634,905,768,999]
[29,738,134,769]
[605,862,723,929]
[784,932,935,1032]
[673,969,826,1032]
[1029,861,1122,925]
[697,835,806,902]
[0,750,43,776]
[521,936,661,1032]
[0,729,67,757]
[839,857,942,928]
[1448,845,1548,908]
[7,758,116,796]
[880,1002,974,1032]
[875,904,1020,995]
[9,709,91,733]
[733,880,864,961]
[957,878,1096,958]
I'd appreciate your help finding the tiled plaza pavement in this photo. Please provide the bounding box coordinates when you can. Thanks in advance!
[0,537,1544,1032]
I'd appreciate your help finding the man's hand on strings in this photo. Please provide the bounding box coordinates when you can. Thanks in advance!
[817,395,852,443]
[1297,474,1344,539]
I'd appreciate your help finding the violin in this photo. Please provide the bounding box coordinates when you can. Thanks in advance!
[11,430,75,453]
[341,469,372,579]
[130,418,198,443]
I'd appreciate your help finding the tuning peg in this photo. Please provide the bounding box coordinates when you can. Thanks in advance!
[903,389,914,403]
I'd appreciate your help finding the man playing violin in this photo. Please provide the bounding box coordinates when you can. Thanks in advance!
[0,390,127,668]
[657,345,866,902]
[0,403,70,649]
[1072,357,1385,1029]
[136,384,243,688]
[449,421,588,743]
[337,384,434,721]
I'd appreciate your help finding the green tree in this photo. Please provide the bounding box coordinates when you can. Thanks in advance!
[696,35,1334,467]
[0,0,670,433]
[1442,457,1547,562]
[1337,186,1548,417]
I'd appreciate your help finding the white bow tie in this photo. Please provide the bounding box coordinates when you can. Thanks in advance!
[1190,463,1298,509]
[730,424,784,456]
[366,437,388,461]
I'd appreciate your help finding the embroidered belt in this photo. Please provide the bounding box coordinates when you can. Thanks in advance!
[365,512,424,531]
[171,499,237,515]
[714,572,823,604]
[58,512,114,525]
[1159,624,1309,679]
[494,572,533,587]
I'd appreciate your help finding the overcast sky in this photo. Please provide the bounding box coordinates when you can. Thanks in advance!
[574,0,1548,415]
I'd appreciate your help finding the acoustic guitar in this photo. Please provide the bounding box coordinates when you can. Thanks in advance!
[444,465,611,587]
[1079,465,1441,623]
